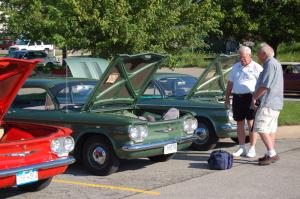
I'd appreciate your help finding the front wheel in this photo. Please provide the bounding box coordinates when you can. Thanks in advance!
[191,119,218,151]
[148,153,175,162]
[82,136,120,176]
[18,177,52,192]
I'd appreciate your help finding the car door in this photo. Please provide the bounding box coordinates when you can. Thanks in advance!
[283,64,300,92]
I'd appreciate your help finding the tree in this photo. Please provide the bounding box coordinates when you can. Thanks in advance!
[0,0,223,65]
[220,0,300,56]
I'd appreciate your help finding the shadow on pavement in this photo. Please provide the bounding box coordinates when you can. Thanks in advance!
[0,187,24,198]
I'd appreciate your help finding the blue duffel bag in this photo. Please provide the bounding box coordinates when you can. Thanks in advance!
[207,150,233,170]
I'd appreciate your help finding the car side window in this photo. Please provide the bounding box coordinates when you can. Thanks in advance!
[12,88,55,110]
[56,84,95,109]
[144,82,162,96]
[24,52,35,59]
[28,40,35,46]
[285,65,300,74]
[34,51,47,58]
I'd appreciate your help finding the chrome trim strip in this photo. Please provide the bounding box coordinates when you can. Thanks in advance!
[122,135,197,152]
[220,123,237,131]
[0,157,75,178]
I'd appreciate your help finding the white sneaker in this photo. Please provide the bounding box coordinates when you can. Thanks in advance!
[233,148,247,157]
[246,148,256,158]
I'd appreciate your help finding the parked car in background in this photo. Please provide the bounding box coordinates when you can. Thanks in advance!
[138,54,240,150]
[0,58,75,191]
[0,37,15,50]
[6,50,60,67]
[5,53,198,176]
[8,39,54,52]
[281,62,300,94]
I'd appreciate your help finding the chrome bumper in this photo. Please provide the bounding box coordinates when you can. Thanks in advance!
[220,123,237,131]
[0,157,75,178]
[122,134,197,152]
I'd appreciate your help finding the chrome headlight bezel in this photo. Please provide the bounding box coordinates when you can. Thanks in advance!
[183,117,198,134]
[128,125,148,143]
[51,136,75,157]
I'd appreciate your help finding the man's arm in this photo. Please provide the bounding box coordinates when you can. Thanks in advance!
[224,81,233,108]
[252,87,268,109]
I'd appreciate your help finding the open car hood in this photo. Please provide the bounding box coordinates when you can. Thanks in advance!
[83,53,166,111]
[0,58,39,124]
[65,57,109,79]
[186,54,239,99]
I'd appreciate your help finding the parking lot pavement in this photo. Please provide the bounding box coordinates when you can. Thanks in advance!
[1,126,300,199]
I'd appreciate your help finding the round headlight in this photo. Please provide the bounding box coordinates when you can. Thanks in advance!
[128,125,148,143]
[128,126,139,140]
[63,136,75,152]
[183,118,198,134]
[51,137,75,157]
[138,125,148,139]
[51,138,62,154]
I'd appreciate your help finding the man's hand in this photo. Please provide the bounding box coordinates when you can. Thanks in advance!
[224,98,230,109]
[251,98,258,111]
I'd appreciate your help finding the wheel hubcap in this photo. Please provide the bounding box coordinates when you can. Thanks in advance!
[92,147,107,165]
[195,127,208,141]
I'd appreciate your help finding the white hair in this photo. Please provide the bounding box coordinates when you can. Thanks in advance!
[259,43,274,58]
[239,46,252,55]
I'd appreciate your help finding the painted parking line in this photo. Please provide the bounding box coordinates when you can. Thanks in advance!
[53,179,160,196]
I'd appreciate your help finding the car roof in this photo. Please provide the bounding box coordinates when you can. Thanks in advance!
[280,62,300,65]
[153,72,195,80]
[24,77,97,89]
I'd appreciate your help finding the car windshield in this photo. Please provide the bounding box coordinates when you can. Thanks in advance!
[16,39,29,45]
[55,83,96,109]
[158,76,197,97]
[6,51,25,58]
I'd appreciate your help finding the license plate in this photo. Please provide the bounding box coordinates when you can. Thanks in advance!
[164,143,177,154]
[16,169,38,186]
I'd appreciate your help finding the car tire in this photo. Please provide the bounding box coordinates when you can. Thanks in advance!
[18,177,52,192]
[231,136,250,144]
[148,153,175,162]
[82,136,120,176]
[191,118,218,151]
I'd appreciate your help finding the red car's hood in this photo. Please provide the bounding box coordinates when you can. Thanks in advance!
[0,58,40,124]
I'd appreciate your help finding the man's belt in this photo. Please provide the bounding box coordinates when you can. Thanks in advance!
[233,93,252,97]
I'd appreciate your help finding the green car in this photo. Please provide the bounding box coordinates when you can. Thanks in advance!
[139,54,240,150]
[5,53,198,176]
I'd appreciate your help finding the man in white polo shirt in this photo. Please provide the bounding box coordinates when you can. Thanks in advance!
[225,46,263,157]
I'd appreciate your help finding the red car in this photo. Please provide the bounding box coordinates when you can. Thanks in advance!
[0,38,15,50]
[0,58,75,191]
[281,62,300,93]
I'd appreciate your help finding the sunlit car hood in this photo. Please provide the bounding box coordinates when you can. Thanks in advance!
[0,58,39,123]
[65,57,109,79]
[83,53,166,111]
[186,54,239,99]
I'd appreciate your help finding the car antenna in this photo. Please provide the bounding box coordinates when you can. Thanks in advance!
[64,59,69,112]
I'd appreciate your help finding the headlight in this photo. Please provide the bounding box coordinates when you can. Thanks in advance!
[51,136,75,157]
[128,125,148,143]
[183,117,198,134]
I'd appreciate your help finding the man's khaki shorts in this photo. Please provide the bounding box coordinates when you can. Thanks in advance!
[253,107,280,134]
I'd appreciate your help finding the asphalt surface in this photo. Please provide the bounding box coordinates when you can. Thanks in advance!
[1,126,299,199]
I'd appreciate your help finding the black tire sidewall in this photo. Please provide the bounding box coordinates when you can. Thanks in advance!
[191,119,218,151]
[82,136,119,175]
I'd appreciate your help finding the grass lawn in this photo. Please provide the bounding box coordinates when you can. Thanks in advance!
[279,101,300,126]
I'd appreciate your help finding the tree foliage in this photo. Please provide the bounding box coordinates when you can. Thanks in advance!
[0,0,223,64]
[220,0,300,55]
